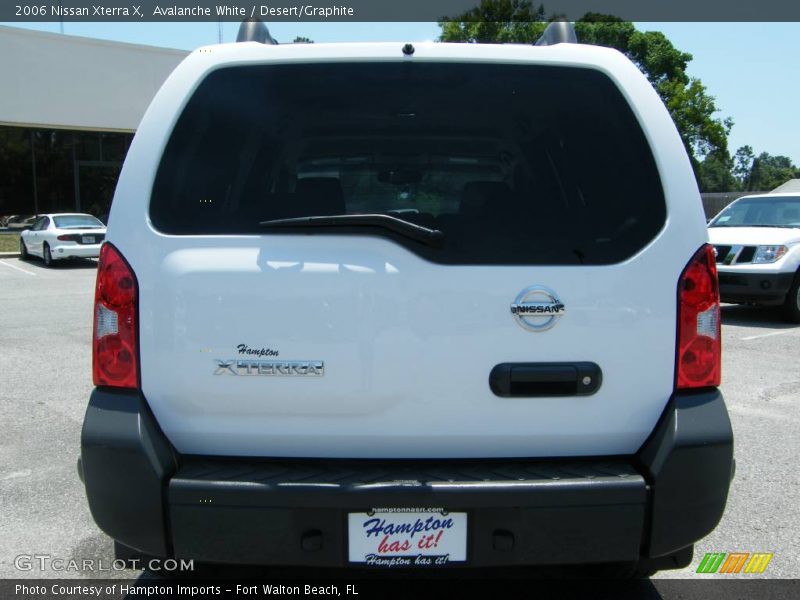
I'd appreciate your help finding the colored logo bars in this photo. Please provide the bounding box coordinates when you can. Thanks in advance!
[696,552,773,574]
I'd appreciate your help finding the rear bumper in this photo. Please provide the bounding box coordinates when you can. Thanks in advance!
[717,270,794,304]
[80,388,733,567]
[52,243,101,259]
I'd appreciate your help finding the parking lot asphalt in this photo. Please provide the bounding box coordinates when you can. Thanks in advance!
[0,256,798,584]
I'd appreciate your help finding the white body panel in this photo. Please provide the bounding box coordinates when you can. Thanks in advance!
[107,42,708,458]
[709,226,800,247]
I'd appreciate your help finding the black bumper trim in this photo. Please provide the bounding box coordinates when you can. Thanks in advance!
[638,389,734,557]
[169,459,646,566]
[171,458,644,508]
[80,388,732,567]
[80,388,177,557]
[718,271,794,303]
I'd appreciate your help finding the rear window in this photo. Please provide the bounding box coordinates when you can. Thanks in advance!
[53,215,104,228]
[150,62,666,265]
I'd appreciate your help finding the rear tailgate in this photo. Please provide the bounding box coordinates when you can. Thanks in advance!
[137,235,679,458]
[113,47,708,458]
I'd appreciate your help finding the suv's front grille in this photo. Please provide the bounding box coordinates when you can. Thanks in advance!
[714,245,757,264]
[737,246,756,263]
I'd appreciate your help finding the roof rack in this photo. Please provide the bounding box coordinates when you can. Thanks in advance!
[535,21,577,46]
[236,19,278,45]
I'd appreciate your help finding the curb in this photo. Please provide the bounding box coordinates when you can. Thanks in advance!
[0,252,21,258]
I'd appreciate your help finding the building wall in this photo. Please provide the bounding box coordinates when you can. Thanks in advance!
[0,26,188,218]
[0,26,187,132]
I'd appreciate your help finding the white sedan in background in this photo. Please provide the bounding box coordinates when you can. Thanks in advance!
[19,213,106,267]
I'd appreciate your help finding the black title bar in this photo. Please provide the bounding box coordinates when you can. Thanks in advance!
[3,1,800,22]
[3,579,800,600]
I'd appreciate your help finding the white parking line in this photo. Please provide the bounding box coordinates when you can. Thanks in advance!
[741,330,795,341]
[0,260,36,276]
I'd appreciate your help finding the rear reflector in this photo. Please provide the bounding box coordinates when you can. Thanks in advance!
[93,243,138,389]
[677,244,721,389]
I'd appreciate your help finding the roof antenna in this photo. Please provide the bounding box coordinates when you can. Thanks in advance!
[535,20,577,46]
[236,19,278,45]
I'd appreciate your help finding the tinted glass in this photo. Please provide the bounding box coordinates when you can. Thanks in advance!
[710,197,800,228]
[151,63,666,265]
[53,214,104,229]
[0,125,133,217]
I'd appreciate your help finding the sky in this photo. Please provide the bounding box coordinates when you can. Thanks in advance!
[4,21,800,165]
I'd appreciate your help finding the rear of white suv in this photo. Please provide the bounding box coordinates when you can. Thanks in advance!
[79,24,733,575]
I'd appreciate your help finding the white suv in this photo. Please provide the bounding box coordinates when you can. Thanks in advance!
[79,21,733,576]
[708,193,800,322]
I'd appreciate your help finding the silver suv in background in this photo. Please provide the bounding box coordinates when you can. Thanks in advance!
[709,193,800,322]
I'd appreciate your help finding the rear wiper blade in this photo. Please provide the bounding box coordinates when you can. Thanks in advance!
[259,214,444,247]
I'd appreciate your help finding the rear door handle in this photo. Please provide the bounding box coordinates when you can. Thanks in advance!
[489,362,602,397]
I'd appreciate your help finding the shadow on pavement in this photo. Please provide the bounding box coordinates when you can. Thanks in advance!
[720,304,795,329]
[20,257,98,271]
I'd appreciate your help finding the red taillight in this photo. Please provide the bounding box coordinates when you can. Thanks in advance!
[57,234,79,241]
[93,243,138,389]
[677,244,721,389]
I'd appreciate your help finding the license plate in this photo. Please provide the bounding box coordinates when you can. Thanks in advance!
[348,510,467,567]
[82,235,96,244]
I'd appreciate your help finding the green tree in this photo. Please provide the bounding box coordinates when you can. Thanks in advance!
[438,4,733,180]
[733,145,755,190]
[438,0,546,43]
[748,153,800,191]
[698,151,736,193]
[293,36,313,44]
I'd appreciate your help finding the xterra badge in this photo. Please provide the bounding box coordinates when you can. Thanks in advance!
[510,286,565,332]
[214,359,324,376]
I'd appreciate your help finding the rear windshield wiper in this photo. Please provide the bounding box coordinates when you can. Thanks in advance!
[259,214,445,247]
